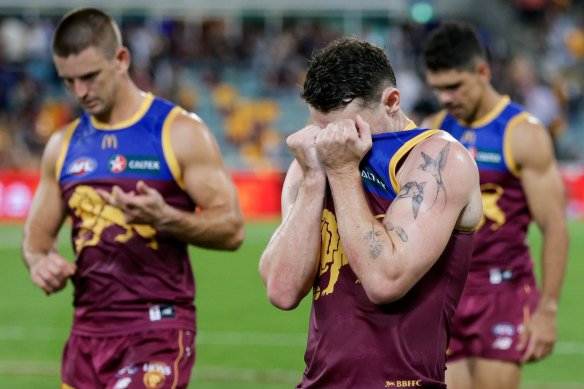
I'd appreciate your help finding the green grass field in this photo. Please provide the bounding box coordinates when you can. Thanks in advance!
[0,221,583,388]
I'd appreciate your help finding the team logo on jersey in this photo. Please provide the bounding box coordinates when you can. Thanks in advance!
[361,166,389,195]
[143,362,171,389]
[314,209,349,301]
[109,155,127,173]
[68,185,158,253]
[478,183,506,231]
[68,157,97,176]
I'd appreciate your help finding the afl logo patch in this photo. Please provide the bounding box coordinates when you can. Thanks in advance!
[68,157,97,176]
[109,155,127,173]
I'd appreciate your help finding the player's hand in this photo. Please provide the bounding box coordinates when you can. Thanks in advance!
[286,124,325,177]
[518,304,557,363]
[29,252,76,295]
[315,115,372,175]
[99,181,169,226]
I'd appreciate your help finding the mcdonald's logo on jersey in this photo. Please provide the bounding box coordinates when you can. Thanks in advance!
[101,135,118,149]
[461,130,476,147]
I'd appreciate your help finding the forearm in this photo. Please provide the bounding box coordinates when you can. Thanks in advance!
[260,173,325,310]
[538,221,569,311]
[327,169,401,304]
[154,202,244,250]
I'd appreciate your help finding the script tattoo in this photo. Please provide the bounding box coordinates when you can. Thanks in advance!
[364,220,384,260]
[384,222,408,243]
[418,142,450,205]
[397,181,426,219]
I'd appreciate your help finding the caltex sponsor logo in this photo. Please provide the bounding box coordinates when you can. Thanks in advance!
[109,155,127,173]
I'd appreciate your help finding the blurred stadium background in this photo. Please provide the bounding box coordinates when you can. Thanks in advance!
[0,0,583,388]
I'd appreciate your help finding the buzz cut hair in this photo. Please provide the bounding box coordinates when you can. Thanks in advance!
[423,21,487,73]
[52,8,122,59]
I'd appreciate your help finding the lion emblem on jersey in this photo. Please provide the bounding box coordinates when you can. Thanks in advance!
[478,183,506,231]
[314,209,348,301]
[68,185,158,254]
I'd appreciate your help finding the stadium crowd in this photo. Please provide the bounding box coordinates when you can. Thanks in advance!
[0,0,582,170]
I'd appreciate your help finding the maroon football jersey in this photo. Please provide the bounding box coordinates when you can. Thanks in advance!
[433,97,537,292]
[57,94,196,336]
[298,128,474,388]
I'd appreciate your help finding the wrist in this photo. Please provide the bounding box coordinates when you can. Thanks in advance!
[538,296,559,314]
[303,170,327,186]
[152,203,178,231]
[325,165,361,180]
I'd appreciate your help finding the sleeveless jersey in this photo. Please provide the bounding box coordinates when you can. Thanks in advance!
[298,125,475,389]
[57,93,196,336]
[432,96,535,292]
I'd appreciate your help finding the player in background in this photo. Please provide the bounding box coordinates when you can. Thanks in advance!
[21,8,244,389]
[422,21,569,389]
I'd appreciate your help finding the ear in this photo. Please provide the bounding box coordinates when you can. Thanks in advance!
[114,47,131,73]
[381,86,401,116]
[475,61,491,83]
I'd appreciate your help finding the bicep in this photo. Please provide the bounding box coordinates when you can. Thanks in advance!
[172,115,239,211]
[24,135,67,247]
[514,120,565,228]
[520,152,565,229]
[383,139,475,279]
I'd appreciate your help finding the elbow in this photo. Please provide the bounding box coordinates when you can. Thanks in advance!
[266,287,303,311]
[260,267,304,310]
[222,213,245,251]
[362,278,409,305]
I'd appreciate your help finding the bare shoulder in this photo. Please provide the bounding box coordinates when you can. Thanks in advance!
[169,109,223,165]
[402,131,479,198]
[420,110,445,130]
[42,120,78,174]
[509,114,555,170]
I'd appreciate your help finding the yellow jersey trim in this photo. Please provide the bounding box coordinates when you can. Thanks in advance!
[389,129,441,194]
[431,109,448,129]
[55,119,80,181]
[61,383,76,389]
[90,93,154,130]
[162,107,185,190]
[503,111,530,178]
[463,95,510,128]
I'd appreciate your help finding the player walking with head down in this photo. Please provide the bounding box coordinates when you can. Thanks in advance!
[22,8,244,389]
[422,21,569,389]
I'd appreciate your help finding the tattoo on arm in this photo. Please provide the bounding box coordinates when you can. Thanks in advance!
[384,221,408,243]
[364,220,384,260]
[418,142,450,205]
[397,181,426,219]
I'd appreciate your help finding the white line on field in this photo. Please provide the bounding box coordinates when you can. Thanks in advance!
[0,326,584,355]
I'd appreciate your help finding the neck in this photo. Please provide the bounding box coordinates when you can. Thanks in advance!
[472,84,503,123]
[93,77,145,125]
[373,110,412,135]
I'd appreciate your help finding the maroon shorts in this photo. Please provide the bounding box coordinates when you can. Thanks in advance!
[447,281,539,363]
[61,328,195,389]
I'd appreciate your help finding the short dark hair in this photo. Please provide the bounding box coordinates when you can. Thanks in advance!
[52,8,122,59]
[301,38,397,113]
[423,21,487,72]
